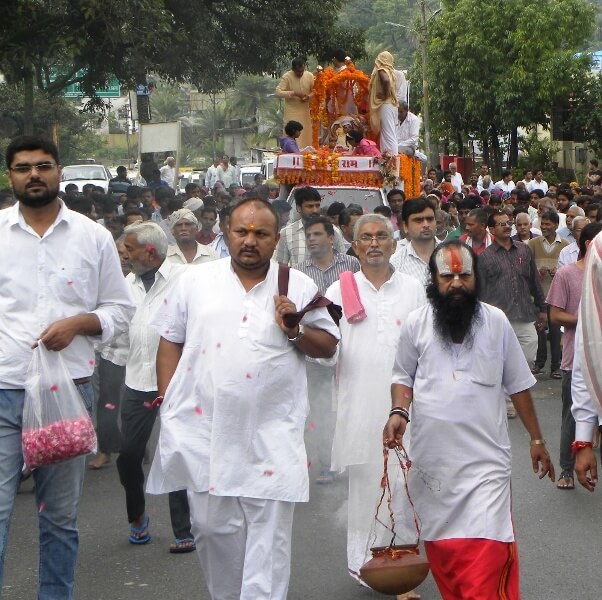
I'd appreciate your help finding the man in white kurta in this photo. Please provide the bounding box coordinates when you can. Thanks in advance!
[384,241,554,600]
[325,214,426,583]
[147,198,339,600]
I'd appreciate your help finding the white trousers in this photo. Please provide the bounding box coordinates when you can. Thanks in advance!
[379,103,398,155]
[510,320,538,366]
[347,462,416,577]
[305,361,336,472]
[188,492,295,600]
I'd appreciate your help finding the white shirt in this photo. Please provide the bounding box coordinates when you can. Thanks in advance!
[205,165,219,190]
[216,164,236,188]
[160,165,175,189]
[527,179,548,194]
[557,241,579,269]
[396,111,420,151]
[494,179,516,194]
[99,330,129,367]
[167,242,217,265]
[232,164,242,186]
[0,202,134,387]
[325,271,426,470]
[125,260,186,392]
[209,232,230,258]
[146,259,340,502]
[390,240,436,286]
[449,172,464,193]
[392,303,535,542]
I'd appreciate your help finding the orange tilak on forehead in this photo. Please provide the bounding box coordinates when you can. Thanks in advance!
[448,247,463,274]
[436,245,473,276]
[247,208,255,230]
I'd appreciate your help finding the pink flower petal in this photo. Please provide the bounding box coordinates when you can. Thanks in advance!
[104,403,116,410]
[50,385,58,392]
[263,469,274,476]
[143,402,152,408]
[309,422,316,431]
[38,502,45,513]
[242,315,248,322]
[194,407,203,416]
[246,373,252,379]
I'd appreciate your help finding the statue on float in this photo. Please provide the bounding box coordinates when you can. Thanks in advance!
[309,57,372,152]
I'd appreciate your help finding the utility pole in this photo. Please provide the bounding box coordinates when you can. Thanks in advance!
[419,0,432,166]
[387,4,441,167]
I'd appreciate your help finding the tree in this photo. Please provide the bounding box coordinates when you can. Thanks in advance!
[150,87,188,122]
[0,0,365,129]
[565,72,602,155]
[421,0,595,173]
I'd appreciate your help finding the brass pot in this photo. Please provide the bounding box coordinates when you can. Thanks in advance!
[359,544,430,596]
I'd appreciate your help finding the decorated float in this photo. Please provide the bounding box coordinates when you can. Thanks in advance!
[275,58,421,197]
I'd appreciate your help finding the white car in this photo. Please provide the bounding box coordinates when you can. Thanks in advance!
[60,164,114,193]
[238,164,261,187]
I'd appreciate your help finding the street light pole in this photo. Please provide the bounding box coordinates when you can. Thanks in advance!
[386,4,441,168]
[419,0,432,167]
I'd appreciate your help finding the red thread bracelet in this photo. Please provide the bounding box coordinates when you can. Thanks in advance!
[571,441,593,456]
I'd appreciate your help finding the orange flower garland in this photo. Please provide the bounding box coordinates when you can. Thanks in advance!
[310,60,371,150]
[399,155,421,198]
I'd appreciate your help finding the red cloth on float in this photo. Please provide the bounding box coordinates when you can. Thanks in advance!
[424,538,520,600]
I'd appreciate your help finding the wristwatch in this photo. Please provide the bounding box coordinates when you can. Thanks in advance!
[287,324,305,343]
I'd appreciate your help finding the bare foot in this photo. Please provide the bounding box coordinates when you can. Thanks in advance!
[397,592,421,600]
[88,453,111,470]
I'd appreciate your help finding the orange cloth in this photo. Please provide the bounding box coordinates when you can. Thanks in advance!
[424,538,520,600]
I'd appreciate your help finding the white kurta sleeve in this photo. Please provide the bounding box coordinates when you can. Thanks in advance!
[391,313,420,387]
[150,272,189,344]
[571,326,599,442]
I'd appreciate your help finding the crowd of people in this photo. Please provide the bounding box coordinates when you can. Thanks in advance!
[1,133,602,600]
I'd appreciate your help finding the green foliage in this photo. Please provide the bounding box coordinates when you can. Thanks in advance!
[565,72,602,155]
[0,83,104,164]
[422,0,595,162]
[0,0,365,105]
[517,131,560,171]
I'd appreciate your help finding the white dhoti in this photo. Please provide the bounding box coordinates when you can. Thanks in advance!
[378,103,399,155]
[188,492,295,600]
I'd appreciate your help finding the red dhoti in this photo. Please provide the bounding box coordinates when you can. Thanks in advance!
[424,538,520,600]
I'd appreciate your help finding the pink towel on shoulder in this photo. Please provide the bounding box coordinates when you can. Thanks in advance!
[339,271,366,324]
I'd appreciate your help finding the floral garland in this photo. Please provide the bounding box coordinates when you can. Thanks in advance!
[399,154,421,197]
[376,151,398,188]
[310,59,371,150]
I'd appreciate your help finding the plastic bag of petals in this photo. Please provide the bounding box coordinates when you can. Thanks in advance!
[22,342,97,469]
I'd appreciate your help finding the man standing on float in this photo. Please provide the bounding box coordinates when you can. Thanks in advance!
[368,51,407,155]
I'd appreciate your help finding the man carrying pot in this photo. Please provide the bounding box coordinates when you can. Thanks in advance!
[384,240,554,599]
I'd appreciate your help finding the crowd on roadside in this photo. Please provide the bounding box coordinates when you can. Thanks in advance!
[2,134,602,600]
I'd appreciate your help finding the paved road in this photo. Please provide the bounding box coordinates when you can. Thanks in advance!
[3,375,601,599]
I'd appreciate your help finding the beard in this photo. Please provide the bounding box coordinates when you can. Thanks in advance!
[427,284,481,348]
[14,181,58,208]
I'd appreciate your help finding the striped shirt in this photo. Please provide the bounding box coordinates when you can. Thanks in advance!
[276,219,346,265]
[478,240,546,322]
[390,240,437,287]
[293,252,360,295]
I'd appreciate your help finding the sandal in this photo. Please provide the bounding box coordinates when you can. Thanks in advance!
[551,370,563,379]
[128,515,151,544]
[557,470,575,490]
[169,536,196,554]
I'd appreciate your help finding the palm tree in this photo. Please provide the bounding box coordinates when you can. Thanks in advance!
[150,87,187,122]
[226,75,277,122]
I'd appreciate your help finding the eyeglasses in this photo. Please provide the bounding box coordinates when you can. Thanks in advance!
[357,233,392,244]
[9,162,57,174]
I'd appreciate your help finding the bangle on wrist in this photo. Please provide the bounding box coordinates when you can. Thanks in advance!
[287,324,305,343]
[571,440,593,456]
[529,439,546,446]
[389,407,410,423]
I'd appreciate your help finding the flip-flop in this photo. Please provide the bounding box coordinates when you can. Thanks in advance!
[557,470,575,490]
[169,537,196,554]
[128,515,151,544]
